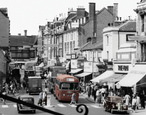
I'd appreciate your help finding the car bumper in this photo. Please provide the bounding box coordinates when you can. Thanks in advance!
[111,109,128,112]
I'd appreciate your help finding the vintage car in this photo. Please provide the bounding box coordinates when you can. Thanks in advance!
[104,96,128,114]
[17,95,36,113]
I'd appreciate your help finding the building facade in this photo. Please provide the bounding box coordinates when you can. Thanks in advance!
[102,20,137,61]
[10,31,37,61]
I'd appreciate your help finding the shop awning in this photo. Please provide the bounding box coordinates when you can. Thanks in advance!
[38,62,44,67]
[69,69,83,74]
[90,70,114,83]
[75,72,92,77]
[100,74,126,83]
[117,64,146,87]
[129,36,146,42]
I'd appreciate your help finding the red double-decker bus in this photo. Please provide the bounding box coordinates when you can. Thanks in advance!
[55,74,79,102]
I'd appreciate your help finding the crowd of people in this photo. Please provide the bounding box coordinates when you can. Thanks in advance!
[0,79,20,104]
[80,82,146,112]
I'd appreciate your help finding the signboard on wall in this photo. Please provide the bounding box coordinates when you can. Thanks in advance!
[77,59,84,69]
[84,61,93,73]
[66,54,71,59]
[114,63,132,73]
[71,59,77,69]
[93,62,99,72]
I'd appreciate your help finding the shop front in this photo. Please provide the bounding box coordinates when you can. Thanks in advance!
[75,61,93,83]
[100,73,126,90]
[117,63,146,94]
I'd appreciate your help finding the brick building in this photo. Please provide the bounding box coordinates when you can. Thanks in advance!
[80,3,117,62]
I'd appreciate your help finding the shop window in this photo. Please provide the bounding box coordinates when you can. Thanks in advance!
[121,54,130,60]
[141,15,144,32]
[141,43,146,62]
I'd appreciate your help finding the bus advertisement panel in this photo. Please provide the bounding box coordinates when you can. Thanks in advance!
[55,74,79,102]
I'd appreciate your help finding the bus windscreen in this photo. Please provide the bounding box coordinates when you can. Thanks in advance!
[60,83,78,90]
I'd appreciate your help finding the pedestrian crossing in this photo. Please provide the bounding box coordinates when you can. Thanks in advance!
[0,103,103,109]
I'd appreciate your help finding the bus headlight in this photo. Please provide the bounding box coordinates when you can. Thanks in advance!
[63,94,65,96]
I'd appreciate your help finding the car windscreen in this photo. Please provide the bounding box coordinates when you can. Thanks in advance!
[22,98,33,103]
[111,97,122,103]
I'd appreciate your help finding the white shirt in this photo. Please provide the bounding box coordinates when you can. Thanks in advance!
[96,90,100,96]
[100,88,105,93]
[132,98,137,106]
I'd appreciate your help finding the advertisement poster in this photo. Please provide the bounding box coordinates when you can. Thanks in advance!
[77,60,84,69]
[71,59,77,69]
[84,61,93,73]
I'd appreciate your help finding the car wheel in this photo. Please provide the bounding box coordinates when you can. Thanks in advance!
[17,107,20,113]
[104,107,107,111]
[111,109,114,114]
[32,110,36,113]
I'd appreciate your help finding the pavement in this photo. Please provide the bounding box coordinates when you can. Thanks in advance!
[81,93,146,115]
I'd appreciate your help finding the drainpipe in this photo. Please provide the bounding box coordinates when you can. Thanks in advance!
[118,30,120,50]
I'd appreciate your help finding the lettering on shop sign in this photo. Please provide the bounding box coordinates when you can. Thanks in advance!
[130,71,146,74]
[118,65,129,71]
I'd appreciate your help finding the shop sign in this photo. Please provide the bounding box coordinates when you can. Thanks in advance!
[66,54,71,59]
[77,60,84,69]
[71,59,77,69]
[118,65,129,71]
[114,64,131,73]
[84,61,93,73]
[130,70,146,75]
[116,83,121,89]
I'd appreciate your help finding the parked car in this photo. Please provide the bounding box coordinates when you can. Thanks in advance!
[104,96,128,114]
[17,95,36,113]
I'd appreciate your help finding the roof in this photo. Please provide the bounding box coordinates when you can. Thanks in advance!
[81,41,103,51]
[56,74,79,82]
[119,21,136,32]
[65,13,76,22]
[96,7,113,16]
[140,0,146,3]
[10,35,37,46]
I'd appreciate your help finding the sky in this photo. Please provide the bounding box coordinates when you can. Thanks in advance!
[0,0,140,35]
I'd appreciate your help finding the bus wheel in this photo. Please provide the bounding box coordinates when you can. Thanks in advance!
[53,93,56,97]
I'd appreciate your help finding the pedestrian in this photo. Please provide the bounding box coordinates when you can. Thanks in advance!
[96,88,101,106]
[42,91,47,106]
[131,94,137,113]
[38,91,43,106]
[87,85,91,98]
[136,93,140,110]
[140,91,145,109]
[93,86,97,101]
[70,92,77,105]
[124,93,131,108]
[1,87,7,105]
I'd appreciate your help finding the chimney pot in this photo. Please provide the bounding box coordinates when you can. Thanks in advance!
[24,30,27,36]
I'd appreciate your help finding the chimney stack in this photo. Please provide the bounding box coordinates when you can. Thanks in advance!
[107,6,113,14]
[89,3,95,20]
[24,30,27,36]
[89,3,96,39]
[113,3,118,21]
[77,7,85,18]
